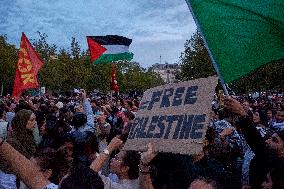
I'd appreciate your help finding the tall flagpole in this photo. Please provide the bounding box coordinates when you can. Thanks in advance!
[185,0,229,95]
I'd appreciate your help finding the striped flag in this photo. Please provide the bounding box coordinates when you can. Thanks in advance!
[87,35,134,64]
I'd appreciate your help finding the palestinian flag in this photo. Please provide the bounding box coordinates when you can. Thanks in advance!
[87,35,133,65]
[186,0,284,83]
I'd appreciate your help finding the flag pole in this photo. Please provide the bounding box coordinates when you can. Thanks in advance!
[185,1,229,95]
[0,82,3,96]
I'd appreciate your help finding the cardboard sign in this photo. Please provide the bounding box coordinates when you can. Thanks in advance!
[123,76,218,155]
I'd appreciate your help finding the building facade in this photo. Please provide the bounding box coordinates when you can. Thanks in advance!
[151,63,181,83]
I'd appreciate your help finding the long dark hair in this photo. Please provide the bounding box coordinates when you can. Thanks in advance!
[9,109,36,158]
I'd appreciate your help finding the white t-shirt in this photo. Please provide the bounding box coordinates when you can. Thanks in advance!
[0,119,8,139]
[99,173,139,189]
[44,183,58,189]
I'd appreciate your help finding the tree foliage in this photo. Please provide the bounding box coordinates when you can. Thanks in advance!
[177,31,216,81]
[0,35,18,95]
[231,60,284,94]
[0,33,164,95]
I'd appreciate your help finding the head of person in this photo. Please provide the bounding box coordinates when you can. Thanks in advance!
[275,110,284,123]
[74,103,84,113]
[82,132,99,163]
[49,140,74,184]
[125,100,133,110]
[132,105,138,112]
[188,178,218,189]
[265,131,284,159]
[9,110,37,158]
[262,163,284,189]
[91,99,97,107]
[71,112,87,129]
[12,109,36,133]
[266,109,274,120]
[58,164,104,189]
[37,115,47,136]
[250,99,258,109]
[110,150,140,180]
[32,148,56,180]
[123,110,135,123]
[119,98,125,107]
[253,110,266,125]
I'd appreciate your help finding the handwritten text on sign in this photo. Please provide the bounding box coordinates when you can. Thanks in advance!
[123,76,218,155]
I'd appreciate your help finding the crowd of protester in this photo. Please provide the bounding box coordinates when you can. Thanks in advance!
[0,89,283,189]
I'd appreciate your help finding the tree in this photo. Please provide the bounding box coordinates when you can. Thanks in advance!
[231,59,284,94]
[0,33,164,95]
[0,35,18,95]
[178,31,216,81]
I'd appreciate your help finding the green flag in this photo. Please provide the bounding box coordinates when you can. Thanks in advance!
[186,0,284,83]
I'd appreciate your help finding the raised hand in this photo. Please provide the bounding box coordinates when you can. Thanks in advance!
[224,96,247,117]
[141,143,158,165]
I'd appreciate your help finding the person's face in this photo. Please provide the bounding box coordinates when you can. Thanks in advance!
[266,111,273,119]
[91,102,97,107]
[275,111,284,122]
[110,151,128,175]
[115,101,121,107]
[75,104,84,113]
[265,133,284,157]
[59,142,74,162]
[132,106,138,112]
[26,113,37,131]
[261,173,273,189]
[253,112,261,123]
[242,101,250,111]
[188,180,214,189]
[97,114,106,123]
[40,121,46,135]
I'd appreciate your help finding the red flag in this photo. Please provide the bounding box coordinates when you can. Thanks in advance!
[111,64,119,92]
[12,32,44,98]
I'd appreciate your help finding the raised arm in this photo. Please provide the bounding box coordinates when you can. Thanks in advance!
[90,136,123,172]
[81,89,95,132]
[139,143,157,189]
[0,138,50,189]
[224,96,266,156]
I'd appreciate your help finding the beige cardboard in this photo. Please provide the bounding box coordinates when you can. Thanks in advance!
[123,76,218,155]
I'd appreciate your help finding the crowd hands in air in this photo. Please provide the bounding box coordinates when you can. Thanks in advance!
[0,90,283,189]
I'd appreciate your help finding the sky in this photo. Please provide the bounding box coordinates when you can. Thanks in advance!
[0,0,196,67]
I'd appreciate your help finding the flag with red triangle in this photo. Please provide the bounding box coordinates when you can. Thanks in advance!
[87,35,133,64]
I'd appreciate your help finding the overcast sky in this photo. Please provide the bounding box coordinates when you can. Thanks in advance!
[0,0,196,67]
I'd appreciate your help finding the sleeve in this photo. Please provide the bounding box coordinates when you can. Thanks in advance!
[83,99,95,132]
[99,172,123,189]
[238,116,266,157]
